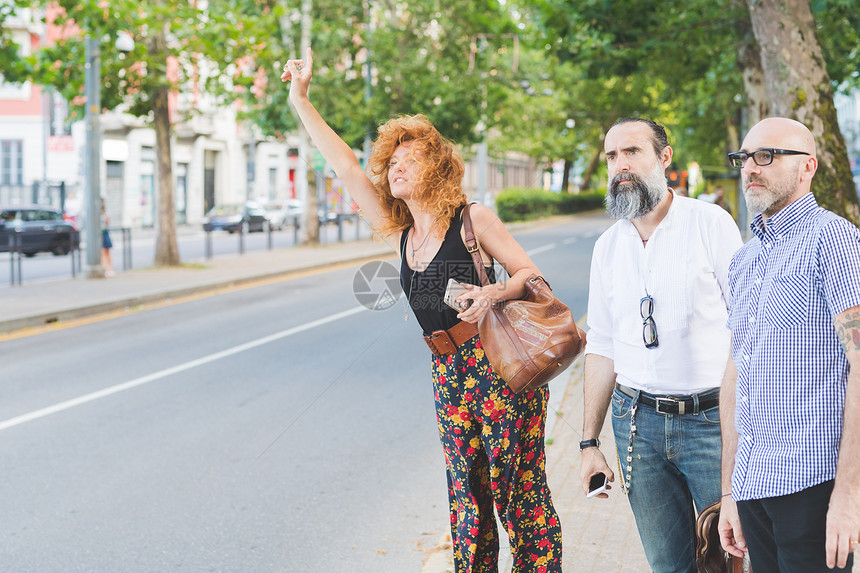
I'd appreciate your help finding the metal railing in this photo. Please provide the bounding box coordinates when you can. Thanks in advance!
[107,227,132,271]
[7,229,82,286]
[202,212,364,259]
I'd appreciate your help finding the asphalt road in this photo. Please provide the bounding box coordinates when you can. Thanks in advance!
[0,216,609,572]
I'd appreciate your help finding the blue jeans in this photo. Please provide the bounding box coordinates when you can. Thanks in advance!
[610,387,722,573]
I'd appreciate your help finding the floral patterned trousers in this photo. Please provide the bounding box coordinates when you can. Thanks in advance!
[431,334,562,573]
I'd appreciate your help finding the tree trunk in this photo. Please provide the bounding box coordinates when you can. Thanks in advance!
[296,0,320,245]
[733,5,769,130]
[151,25,180,266]
[745,0,859,226]
[580,140,605,191]
[731,6,769,234]
[561,158,572,193]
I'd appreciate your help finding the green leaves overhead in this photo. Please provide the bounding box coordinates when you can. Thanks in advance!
[4,0,857,198]
[24,0,260,123]
[247,0,515,147]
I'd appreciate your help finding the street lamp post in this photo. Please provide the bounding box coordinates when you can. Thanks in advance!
[469,34,519,206]
[84,37,103,278]
[83,32,134,278]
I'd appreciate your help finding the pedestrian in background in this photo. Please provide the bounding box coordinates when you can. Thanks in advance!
[718,117,860,572]
[698,185,733,217]
[100,199,114,277]
[579,117,742,572]
[281,48,562,572]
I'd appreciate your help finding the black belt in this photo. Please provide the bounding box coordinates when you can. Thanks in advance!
[615,384,719,415]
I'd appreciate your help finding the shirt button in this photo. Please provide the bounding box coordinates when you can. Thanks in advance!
[748,317,756,324]
[743,354,749,361]
[741,396,748,402]
[755,279,762,285]
[765,242,772,248]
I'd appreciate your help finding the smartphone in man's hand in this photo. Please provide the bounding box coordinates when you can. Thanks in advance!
[586,472,608,498]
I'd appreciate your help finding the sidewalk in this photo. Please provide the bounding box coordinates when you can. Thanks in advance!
[0,237,394,335]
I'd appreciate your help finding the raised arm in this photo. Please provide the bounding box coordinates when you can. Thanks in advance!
[281,48,388,234]
[827,305,860,569]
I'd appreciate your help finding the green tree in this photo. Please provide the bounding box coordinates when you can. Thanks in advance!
[746,0,859,225]
[26,0,260,265]
[248,0,518,155]
[517,0,859,221]
[0,3,27,84]
[510,0,749,189]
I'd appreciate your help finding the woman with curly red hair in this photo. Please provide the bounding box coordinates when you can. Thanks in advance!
[282,48,562,573]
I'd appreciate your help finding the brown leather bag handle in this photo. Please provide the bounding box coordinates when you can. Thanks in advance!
[462,203,492,287]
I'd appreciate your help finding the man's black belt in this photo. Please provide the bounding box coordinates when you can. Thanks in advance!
[615,383,719,415]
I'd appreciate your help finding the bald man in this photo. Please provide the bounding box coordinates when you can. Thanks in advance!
[718,117,860,572]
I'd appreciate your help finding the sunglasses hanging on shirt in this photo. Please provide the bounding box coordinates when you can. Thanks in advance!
[640,294,659,349]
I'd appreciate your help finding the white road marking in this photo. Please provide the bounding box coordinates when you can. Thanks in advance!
[0,306,367,432]
[562,236,578,244]
[526,242,558,256]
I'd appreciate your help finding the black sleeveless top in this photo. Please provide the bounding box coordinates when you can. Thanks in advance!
[400,205,496,335]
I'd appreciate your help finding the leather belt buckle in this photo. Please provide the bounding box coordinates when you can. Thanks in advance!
[655,397,685,415]
[425,330,456,356]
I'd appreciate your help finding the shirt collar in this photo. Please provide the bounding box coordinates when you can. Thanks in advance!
[749,192,818,240]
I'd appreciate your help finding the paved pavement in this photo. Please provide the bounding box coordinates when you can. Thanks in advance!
[0,212,651,571]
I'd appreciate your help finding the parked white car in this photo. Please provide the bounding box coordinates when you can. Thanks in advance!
[262,200,304,230]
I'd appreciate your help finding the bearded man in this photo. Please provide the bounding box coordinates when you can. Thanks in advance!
[718,117,860,572]
[578,117,743,573]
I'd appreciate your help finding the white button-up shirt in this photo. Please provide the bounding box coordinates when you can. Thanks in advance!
[586,193,743,394]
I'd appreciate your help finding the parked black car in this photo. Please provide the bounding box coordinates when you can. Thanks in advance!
[201,203,268,233]
[0,204,77,256]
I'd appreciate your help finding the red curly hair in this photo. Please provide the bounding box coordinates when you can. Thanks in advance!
[367,114,466,239]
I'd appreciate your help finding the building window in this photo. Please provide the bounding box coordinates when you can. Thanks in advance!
[1,140,24,185]
[268,167,277,200]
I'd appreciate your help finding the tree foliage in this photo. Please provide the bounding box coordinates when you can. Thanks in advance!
[247,0,518,151]
[5,0,859,225]
[0,3,27,83]
[22,0,263,265]
[508,0,859,218]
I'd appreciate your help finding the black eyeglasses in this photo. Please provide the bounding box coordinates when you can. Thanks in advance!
[640,295,658,349]
[727,148,810,169]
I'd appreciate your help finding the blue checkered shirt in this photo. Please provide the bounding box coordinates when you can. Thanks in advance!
[727,193,860,501]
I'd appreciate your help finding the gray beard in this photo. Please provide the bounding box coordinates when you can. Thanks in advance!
[605,164,668,220]
[743,174,797,215]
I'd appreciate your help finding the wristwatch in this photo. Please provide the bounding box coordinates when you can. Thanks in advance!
[579,438,600,451]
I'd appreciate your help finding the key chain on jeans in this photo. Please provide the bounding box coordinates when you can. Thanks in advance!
[617,402,638,495]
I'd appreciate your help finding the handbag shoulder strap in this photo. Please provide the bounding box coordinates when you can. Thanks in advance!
[462,203,491,287]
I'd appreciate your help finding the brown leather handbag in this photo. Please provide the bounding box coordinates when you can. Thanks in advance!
[462,204,586,394]
[696,500,749,573]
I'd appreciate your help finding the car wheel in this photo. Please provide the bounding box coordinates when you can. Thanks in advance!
[23,251,37,258]
[51,236,71,256]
